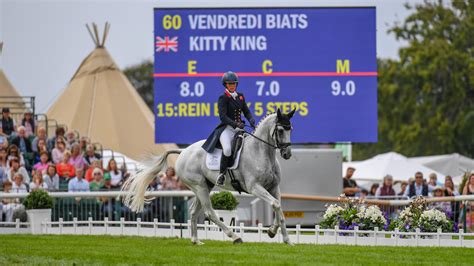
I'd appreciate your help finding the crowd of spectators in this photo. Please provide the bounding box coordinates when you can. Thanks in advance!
[343,166,474,221]
[0,107,185,221]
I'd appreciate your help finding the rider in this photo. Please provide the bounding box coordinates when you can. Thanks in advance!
[202,71,256,186]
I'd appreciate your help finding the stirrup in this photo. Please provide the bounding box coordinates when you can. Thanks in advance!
[216,173,226,186]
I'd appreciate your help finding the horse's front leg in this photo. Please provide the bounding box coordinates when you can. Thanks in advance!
[251,184,293,245]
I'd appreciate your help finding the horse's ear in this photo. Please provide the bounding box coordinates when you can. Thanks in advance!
[288,109,296,119]
[277,108,282,120]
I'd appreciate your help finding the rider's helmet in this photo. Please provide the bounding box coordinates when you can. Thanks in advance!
[222,71,239,87]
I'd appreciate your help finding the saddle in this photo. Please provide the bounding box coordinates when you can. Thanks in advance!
[205,131,245,171]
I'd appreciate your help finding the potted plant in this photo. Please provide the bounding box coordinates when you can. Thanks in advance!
[211,191,239,226]
[23,190,53,234]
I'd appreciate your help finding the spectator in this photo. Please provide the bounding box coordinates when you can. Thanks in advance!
[369,183,379,197]
[51,136,67,164]
[444,175,460,222]
[6,157,30,184]
[106,158,122,188]
[68,168,89,192]
[0,148,7,184]
[6,144,26,168]
[84,144,101,165]
[65,130,78,148]
[342,167,359,197]
[32,127,48,153]
[11,173,28,193]
[403,172,431,198]
[47,127,65,151]
[160,167,179,190]
[43,164,59,192]
[462,173,474,195]
[29,170,48,191]
[20,110,36,137]
[1,180,25,222]
[56,151,75,178]
[0,108,16,136]
[398,181,408,197]
[103,173,112,190]
[34,138,49,163]
[33,151,50,174]
[360,189,369,199]
[0,132,8,149]
[177,177,189,190]
[430,186,451,215]
[79,136,90,155]
[85,160,102,182]
[444,176,459,197]
[376,174,396,198]
[89,168,104,191]
[429,173,443,187]
[69,143,87,170]
[11,126,33,154]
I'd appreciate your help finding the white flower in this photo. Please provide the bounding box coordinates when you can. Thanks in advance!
[323,204,343,219]
[421,209,448,223]
[357,205,386,225]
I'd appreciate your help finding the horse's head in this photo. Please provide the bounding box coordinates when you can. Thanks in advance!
[274,108,295,160]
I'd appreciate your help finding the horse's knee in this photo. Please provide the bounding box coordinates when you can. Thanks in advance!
[271,200,281,210]
[203,211,213,220]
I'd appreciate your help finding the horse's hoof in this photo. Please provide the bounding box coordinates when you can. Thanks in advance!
[233,238,243,244]
[267,230,276,238]
[284,240,294,246]
[192,241,204,245]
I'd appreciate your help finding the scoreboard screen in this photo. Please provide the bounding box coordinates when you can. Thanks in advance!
[154,7,377,144]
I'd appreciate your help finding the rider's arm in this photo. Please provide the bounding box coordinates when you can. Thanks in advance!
[240,94,256,126]
[218,96,238,128]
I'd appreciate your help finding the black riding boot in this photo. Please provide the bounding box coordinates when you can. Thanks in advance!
[216,155,231,186]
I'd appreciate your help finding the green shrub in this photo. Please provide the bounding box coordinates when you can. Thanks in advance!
[210,191,238,210]
[23,190,53,210]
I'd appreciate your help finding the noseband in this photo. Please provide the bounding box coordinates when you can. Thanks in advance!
[272,123,292,149]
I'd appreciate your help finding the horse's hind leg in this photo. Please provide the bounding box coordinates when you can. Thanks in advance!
[194,186,243,244]
[189,197,203,245]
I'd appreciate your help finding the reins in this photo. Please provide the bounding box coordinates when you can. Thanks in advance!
[243,124,291,149]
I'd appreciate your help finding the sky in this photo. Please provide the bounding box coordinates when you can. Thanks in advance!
[0,0,425,112]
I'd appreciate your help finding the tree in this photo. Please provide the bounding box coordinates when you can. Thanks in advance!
[354,0,474,160]
[124,60,154,111]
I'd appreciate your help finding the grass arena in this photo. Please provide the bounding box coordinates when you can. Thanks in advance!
[2,235,473,265]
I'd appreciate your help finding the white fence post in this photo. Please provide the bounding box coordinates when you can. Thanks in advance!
[88,217,92,235]
[258,223,263,242]
[437,228,442,247]
[374,227,379,246]
[104,218,109,235]
[15,218,20,233]
[73,218,78,234]
[59,218,63,235]
[415,228,420,246]
[240,223,244,239]
[204,221,209,239]
[395,228,399,246]
[154,219,159,237]
[170,219,175,237]
[334,226,339,244]
[137,218,142,236]
[187,220,192,238]
[296,224,301,244]
[120,218,125,236]
[315,225,319,244]
[354,226,359,246]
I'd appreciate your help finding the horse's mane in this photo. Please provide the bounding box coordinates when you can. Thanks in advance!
[253,112,276,133]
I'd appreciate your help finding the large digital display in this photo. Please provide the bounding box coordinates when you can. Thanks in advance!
[154,7,377,144]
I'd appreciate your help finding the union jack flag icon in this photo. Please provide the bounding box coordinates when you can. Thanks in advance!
[155,36,178,52]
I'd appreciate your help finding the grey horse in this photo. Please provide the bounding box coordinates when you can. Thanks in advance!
[123,108,295,245]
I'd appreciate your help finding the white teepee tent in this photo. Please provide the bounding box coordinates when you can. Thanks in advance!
[46,23,177,160]
[0,42,22,98]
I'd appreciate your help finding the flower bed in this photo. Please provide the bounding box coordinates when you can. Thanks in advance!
[319,196,456,233]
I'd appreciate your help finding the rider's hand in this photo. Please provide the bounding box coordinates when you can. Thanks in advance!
[236,122,245,129]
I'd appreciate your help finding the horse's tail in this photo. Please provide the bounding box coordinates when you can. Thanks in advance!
[122,150,181,213]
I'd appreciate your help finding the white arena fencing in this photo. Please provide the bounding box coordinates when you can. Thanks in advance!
[1,218,473,248]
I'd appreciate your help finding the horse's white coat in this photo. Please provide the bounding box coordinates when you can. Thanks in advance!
[123,111,295,245]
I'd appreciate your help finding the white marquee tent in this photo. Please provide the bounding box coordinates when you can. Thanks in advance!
[343,152,446,183]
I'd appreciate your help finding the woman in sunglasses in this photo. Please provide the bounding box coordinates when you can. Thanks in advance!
[52,136,67,164]
[202,71,256,186]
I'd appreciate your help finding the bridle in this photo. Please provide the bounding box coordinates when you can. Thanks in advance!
[245,122,292,150]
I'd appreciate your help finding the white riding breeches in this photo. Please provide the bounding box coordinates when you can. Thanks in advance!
[219,125,237,157]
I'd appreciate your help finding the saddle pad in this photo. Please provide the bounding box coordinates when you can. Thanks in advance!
[205,145,243,171]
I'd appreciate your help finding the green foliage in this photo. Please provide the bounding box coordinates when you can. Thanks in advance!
[210,191,238,210]
[23,190,53,210]
[458,172,469,194]
[123,60,154,112]
[354,0,474,160]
